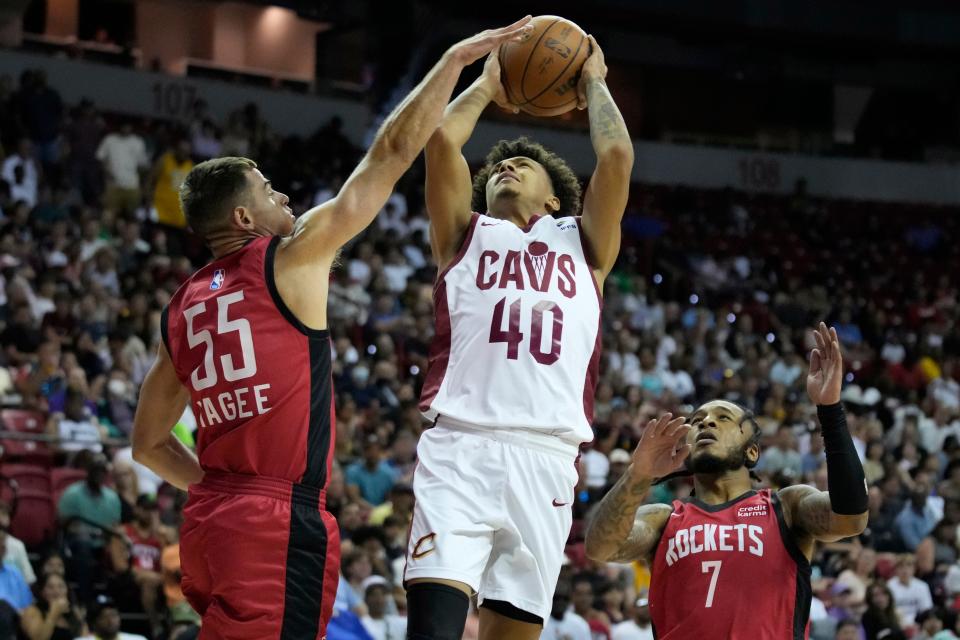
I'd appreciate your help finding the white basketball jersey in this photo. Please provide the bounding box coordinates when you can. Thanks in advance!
[420,213,601,445]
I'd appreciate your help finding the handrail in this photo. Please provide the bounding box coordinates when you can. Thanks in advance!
[0,430,130,448]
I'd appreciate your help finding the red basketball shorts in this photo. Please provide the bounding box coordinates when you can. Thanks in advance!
[180,471,340,640]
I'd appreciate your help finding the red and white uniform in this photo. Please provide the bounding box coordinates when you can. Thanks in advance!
[163,236,338,640]
[420,212,601,445]
[650,489,812,640]
[123,525,162,572]
[409,213,602,620]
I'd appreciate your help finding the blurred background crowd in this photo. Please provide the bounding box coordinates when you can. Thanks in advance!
[0,1,959,640]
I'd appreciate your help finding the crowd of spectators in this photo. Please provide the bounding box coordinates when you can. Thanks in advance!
[0,65,956,640]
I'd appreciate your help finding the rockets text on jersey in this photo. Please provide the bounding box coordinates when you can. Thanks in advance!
[649,489,811,640]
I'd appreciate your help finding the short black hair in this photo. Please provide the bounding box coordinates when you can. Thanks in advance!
[571,574,594,590]
[179,157,257,237]
[916,607,945,624]
[87,594,117,625]
[472,137,582,218]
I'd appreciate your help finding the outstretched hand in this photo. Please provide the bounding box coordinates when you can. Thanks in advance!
[629,413,691,481]
[447,16,533,68]
[807,321,844,406]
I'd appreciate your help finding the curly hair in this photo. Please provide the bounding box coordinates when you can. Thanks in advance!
[471,137,582,218]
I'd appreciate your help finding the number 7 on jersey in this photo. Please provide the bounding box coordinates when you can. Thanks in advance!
[701,560,722,608]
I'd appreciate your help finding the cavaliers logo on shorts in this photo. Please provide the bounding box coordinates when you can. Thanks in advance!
[411,533,437,560]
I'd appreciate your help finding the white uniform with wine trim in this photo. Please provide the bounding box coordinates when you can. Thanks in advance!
[408,212,602,620]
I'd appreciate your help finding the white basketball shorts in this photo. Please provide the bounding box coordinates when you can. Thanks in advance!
[404,419,580,621]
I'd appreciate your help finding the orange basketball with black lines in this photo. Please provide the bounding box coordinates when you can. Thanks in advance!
[499,15,590,117]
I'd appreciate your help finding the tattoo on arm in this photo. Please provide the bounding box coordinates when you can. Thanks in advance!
[586,78,630,145]
[784,486,866,542]
[798,494,834,533]
[586,471,652,562]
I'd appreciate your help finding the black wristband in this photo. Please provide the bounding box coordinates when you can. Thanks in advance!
[818,402,868,515]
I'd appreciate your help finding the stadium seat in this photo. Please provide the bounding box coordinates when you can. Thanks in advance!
[10,489,55,548]
[0,409,53,465]
[50,467,87,505]
[1,409,46,434]
[568,518,587,543]
[0,437,54,466]
[0,476,15,508]
[564,542,589,569]
[0,463,51,494]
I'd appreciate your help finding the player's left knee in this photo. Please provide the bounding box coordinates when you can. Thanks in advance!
[406,582,470,640]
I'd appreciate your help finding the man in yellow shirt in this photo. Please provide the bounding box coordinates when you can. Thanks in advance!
[148,139,193,229]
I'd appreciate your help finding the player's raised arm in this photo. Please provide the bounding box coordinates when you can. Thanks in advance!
[576,36,634,281]
[779,323,869,542]
[281,17,532,265]
[585,415,691,562]
[424,50,517,268]
[132,342,201,491]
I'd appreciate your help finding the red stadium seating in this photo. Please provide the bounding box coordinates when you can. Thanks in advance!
[0,464,51,494]
[10,489,55,548]
[50,467,87,505]
[1,409,46,434]
[0,409,53,465]
[0,438,53,466]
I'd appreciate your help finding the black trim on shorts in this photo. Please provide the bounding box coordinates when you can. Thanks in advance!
[263,235,330,340]
[160,305,170,354]
[302,336,333,489]
[771,492,813,640]
[279,485,328,640]
[481,599,543,625]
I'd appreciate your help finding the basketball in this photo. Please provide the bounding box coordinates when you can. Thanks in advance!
[499,15,590,117]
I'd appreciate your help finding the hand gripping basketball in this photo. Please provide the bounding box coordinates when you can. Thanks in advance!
[447,16,534,67]
[482,50,520,114]
[576,35,608,110]
[629,413,692,481]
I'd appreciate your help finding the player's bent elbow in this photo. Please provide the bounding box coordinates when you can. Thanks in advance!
[131,435,158,467]
[599,142,635,168]
[583,531,614,563]
[426,124,461,157]
[131,443,148,466]
[370,132,418,169]
[829,512,869,540]
[845,511,870,536]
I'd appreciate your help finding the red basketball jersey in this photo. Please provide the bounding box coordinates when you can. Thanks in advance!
[163,236,335,486]
[123,524,162,572]
[649,489,811,640]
